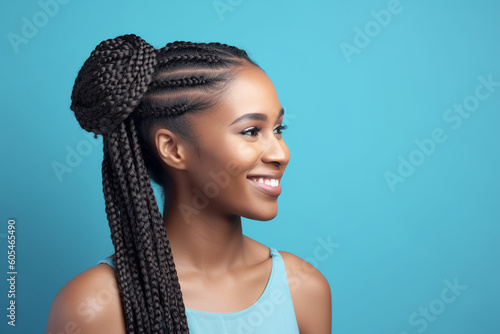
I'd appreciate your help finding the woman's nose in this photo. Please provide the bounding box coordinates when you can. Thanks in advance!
[261,135,290,167]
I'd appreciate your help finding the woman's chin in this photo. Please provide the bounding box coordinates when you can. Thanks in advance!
[244,205,279,221]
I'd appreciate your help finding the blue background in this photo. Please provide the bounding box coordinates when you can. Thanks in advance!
[1,0,499,333]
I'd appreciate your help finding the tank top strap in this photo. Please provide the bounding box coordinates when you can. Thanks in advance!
[98,256,116,269]
[244,246,299,333]
[268,247,290,288]
[266,247,298,314]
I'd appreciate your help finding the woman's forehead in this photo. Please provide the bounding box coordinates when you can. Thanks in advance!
[196,65,282,125]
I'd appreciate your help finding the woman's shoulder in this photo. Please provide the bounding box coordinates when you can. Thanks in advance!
[276,251,332,334]
[242,236,330,288]
[46,260,126,334]
[243,236,330,289]
[243,235,331,327]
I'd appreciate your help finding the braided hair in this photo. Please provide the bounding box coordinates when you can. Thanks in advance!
[70,34,259,334]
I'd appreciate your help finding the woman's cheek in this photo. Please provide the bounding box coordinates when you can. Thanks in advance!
[234,140,260,158]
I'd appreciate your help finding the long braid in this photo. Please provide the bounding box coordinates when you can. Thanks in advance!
[71,34,258,333]
[115,124,156,332]
[101,137,140,333]
[108,128,150,332]
[129,117,180,331]
[131,117,189,332]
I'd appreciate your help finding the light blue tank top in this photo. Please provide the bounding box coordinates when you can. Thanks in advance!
[98,247,300,333]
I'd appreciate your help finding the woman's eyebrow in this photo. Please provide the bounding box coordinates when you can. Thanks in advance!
[229,108,285,126]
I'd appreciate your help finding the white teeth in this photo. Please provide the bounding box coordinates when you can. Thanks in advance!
[250,177,280,187]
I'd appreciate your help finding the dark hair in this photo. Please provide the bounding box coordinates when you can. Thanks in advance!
[70,34,259,334]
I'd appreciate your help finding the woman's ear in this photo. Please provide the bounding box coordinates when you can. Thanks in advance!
[154,128,189,170]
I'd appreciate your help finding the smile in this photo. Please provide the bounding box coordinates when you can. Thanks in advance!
[250,177,279,187]
[247,176,282,196]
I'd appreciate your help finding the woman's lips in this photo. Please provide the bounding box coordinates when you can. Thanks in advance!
[246,176,282,196]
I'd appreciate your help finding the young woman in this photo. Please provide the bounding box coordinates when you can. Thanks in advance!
[46,34,331,334]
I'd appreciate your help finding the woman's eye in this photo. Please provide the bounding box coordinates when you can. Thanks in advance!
[274,124,288,134]
[240,125,287,137]
[240,127,261,136]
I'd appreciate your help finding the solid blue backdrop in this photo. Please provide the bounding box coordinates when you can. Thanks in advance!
[1,0,499,333]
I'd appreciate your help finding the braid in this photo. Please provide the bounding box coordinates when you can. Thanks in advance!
[163,41,251,59]
[101,137,143,333]
[158,54,221,65]
[129,118,182,331]
[70,34,259,333]
[107,128,150,332]
[149,76,210,90]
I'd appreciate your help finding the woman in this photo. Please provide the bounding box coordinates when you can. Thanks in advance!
[47,34,331,334]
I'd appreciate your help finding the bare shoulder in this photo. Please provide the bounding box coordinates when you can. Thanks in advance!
[279,251,332,334]
[243,235,276,261]
[46,263,126,334]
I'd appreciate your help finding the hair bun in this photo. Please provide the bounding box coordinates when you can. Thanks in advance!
[70,34,157,135]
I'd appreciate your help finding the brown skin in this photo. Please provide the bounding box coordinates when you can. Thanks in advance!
[46,63,332,334]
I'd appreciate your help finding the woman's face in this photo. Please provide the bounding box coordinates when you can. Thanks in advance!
[183,63,290,221]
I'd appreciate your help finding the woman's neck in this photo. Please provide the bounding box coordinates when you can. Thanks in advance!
[162,197,247,274]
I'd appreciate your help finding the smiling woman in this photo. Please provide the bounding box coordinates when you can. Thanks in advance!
[46,34,331,334]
